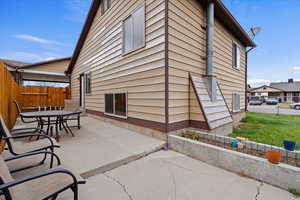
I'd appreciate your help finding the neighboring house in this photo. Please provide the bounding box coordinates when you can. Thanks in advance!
[270,79,300,102]
[249,79,300,103]
[3,57,71,86]
[250,85,284,100]
[66,0,255,137]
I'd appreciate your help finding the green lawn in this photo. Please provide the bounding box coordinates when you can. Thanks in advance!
[229,112,300,150]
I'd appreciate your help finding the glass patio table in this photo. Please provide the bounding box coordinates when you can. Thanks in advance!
[20,110,82,142]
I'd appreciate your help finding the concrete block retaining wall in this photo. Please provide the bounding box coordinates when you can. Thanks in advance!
[168,134,300,192]
[183,130,300,159]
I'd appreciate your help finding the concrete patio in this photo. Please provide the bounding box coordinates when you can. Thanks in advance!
[7,116,166,178]
[59,151,295,200]
[4,117,297,200]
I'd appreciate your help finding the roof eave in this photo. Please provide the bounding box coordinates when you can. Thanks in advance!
[21,57,72,69]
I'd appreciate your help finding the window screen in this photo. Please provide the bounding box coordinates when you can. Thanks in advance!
[105,94,114,114]
[101,0,111,15]
[232,93,241,112]
[123,5,145,53]
[115,93,127,116]
[85,72,92,94]
[105,93,127,117]
[232,43,241,69]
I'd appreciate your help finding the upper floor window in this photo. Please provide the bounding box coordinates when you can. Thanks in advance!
[122,5,145,54]
[101,0,111,15]
[232,43,241,69]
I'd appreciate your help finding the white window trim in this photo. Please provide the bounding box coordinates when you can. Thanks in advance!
[122,3,146,55]
[104,92,128,119]
[232,42,241,70]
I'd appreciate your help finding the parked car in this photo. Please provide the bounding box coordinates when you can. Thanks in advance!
[249,97,263,105]
[290,102,300,110]
[266,98,278,105]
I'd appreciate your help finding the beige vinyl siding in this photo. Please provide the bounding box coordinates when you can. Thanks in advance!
[71,0,167,123]
[28,60,70,73]
[214,20,246,112]
[168,0,206,123]
[168,0,246,124]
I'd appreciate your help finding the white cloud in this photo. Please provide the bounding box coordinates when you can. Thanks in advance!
[14,34,62,45]
[290,66,300,74]
[2,52,61,63]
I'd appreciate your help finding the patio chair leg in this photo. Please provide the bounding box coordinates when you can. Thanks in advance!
[71,184,79,200]
[65,121,74,137]
[47,117,51,135]
[50,194,58,200]
[77,115,80,129]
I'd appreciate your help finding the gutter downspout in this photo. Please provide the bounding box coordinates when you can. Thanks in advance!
[245,47,255,111]
[205,1,217,102]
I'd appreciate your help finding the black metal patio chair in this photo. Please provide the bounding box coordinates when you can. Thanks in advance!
[63,99,81,130]
[0,154,81,200]
[0,115,60,172]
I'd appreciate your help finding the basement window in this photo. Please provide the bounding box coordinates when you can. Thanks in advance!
[232,43,241,69]
[101,0,111,15]
[105,93,127,117]
[122,4,145,54]
[232,93,241,112]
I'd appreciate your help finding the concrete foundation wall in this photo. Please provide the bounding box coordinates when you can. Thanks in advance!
[232,111,246,126]
[88,113,167,141]
[168,135,300,192]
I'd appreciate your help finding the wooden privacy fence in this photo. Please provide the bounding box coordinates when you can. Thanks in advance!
[20,86,71,110]
[0,61,20,129]
[0,61,71,128]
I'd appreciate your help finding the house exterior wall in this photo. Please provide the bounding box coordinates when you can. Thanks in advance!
[167,0,206,128]
[167,0,247,129]
[70,0,167,131]
[70,0,249,134]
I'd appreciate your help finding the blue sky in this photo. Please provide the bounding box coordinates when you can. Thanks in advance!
[223,0,300,87]
[1,0,299,87]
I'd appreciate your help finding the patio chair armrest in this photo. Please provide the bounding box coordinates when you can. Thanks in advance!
[3,133,59,148]
[0,168,78,191]
[5,151,61,166]
[10,127,40,134]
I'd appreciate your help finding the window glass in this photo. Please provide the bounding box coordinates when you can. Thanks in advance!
[233,93,241,112]
[105,94,114,114]
[123,16,133,53]
[101,0,111,15]
[132,6,145,48]
[123,5,145,53]
[232,43,241,69]
[85,73,92,94]
[115,93,127,116]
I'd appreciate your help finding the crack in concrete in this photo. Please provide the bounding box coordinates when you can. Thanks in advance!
[104,173,134,200]
[255,181,264,200]
[165,162,177,200]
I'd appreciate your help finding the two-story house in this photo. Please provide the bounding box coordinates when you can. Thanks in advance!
[66,0,255,139]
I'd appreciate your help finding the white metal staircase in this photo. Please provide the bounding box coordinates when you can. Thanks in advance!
[190,75,233,129]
